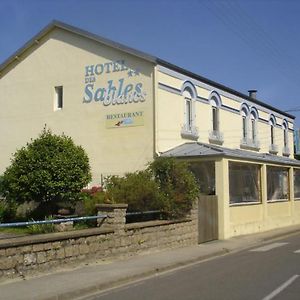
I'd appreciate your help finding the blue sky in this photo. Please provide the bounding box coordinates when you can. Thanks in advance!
[1,0,300,126]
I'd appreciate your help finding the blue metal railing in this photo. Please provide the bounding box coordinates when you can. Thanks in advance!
[0,215,107,228]
[126,210,161,216]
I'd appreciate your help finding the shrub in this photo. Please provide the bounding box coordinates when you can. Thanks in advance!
[27,216,56,234]
[149,157,199,218]
[105,170,163,212]
[0,199,17,223]
[81,187,110,216]
[1,127,92,217]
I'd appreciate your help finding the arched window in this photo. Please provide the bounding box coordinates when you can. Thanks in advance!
[282,120,290,156]
[240,104,250,140]
[208,91,223,144]
[269,115,278,154]
[181,82,198,140]
[250,108,258,142]
[184,89,193,131]
[240,104,260,150]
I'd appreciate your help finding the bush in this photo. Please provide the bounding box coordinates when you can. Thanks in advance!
[149,157,199,218]
[1,127,92,217]
[0,199,16,223]
[27,216,56,234]
[81,187,110,216]
[105,170,163,212]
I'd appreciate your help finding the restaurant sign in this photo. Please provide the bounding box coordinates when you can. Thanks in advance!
[106,111,144,128]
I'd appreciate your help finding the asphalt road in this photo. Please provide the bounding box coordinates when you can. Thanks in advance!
[85,233,300,300]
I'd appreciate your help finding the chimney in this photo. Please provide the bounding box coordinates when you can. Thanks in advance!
[248,90,257,99]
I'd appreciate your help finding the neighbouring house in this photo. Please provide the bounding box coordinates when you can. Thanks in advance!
[1,20,300,239]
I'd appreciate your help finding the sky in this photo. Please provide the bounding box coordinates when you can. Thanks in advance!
[1,0,300,126]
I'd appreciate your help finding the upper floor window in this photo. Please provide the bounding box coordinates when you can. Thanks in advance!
[212,106,219,131]
[181,82,198,140]
[250,109,258,142]
[208,92,223,145]
[185,95,193,130]
[282,120,290,156]
[240,104,260,151]
[269,115,278,154]
[54,86,63,110]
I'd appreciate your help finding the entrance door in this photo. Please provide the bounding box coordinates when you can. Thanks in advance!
[198,195,218,243]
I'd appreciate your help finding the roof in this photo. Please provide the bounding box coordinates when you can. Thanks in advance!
[0,20,295,120]
[161,142,300,167]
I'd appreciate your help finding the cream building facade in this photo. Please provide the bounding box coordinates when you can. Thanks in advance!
[1,21,300,239]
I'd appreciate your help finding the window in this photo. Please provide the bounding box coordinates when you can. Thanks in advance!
[229,162,261,204]
[208,92,223,144]
[242,115,247,139]
[267,166,289,201]
[54,86,63,110]
[269,115,278,154]
[282,120,290,156]
[189,161,215,195]
[271,125,275,145]
[185,97,192,130]
[181,83,198,140]
[294,169,300,199]
[212,106,219,131]
[250,114,257,141]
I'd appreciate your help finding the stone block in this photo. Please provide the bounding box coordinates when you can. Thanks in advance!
[37,252,47,264]
[51,242,61,249]
[6,247,17,256]
[0,249,5,257]
[72,245,80,256]
[65,246,73,257]
[56,248,65,259]
[20,245,33,254]
[46,250,56,261]
[43,243,52,250]
[32,244,44,252]
[24,253,37,266]
[79,244,89,255]
[0,257,17,269]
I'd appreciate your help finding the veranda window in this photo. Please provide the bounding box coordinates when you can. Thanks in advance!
[189,161,215,195]
[267,166,289,201]
[294,168,300,199]
[229,162,261,204]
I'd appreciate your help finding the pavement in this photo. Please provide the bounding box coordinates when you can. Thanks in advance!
[1,225,300,300]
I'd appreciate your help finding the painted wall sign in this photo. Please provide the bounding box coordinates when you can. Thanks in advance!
[106,111,144,128]
[83,59,147,106]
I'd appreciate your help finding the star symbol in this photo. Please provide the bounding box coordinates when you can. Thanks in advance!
[127,70,134,77]
[133,68,140,76]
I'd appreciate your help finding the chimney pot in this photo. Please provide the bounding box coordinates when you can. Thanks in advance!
[248,90,257,99]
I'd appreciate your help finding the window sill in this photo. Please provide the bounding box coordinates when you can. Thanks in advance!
[240,144,260,151]
[209,138,224,145]
[209,131,224,145]
[240,138,260,151]
[230,201,261,207]
[267,199,289,203]
[181,125,199,141]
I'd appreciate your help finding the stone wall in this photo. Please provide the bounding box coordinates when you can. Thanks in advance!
[0,202,198,281]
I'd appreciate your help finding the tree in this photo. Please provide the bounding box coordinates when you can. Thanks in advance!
[2,128,91,215]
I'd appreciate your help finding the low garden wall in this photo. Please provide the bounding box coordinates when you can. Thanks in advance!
[0,203,198,281]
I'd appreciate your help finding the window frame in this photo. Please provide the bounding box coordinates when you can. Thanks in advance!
[54,86,63,111]
[267,166,289,202]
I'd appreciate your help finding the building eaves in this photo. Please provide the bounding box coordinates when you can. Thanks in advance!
[161,142,300,167]
[156,59,295,120]
[0,20,295,120]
